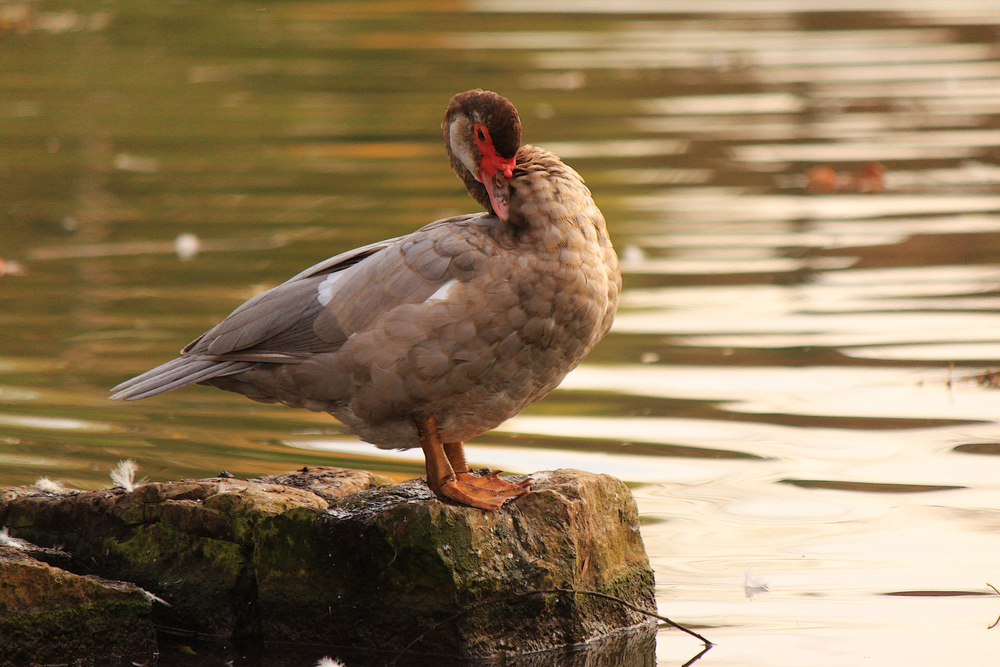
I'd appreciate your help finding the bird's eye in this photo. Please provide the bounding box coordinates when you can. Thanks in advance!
[476,127,486,142]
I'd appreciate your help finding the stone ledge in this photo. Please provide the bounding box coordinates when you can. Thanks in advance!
[1,467,655,660]
[0,545,156,666]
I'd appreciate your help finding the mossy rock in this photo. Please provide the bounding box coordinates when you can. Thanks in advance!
[1,467,387,636]
[1,467,655,658]
[0,546,155,665]
[252,469,656,657]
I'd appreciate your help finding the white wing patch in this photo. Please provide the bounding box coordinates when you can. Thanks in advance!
[316,272,345,307]
[425,279,459,303]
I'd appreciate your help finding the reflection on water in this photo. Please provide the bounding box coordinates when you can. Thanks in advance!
[3,2,1000,666]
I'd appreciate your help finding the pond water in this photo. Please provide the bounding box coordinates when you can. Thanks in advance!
[3,1,1000,665]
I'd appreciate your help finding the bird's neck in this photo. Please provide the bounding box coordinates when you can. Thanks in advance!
[505,145,597,240]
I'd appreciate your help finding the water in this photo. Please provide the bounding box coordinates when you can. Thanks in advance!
[3,2,1000,665]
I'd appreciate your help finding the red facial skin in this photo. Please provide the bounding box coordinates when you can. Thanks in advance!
[474,122,516,221]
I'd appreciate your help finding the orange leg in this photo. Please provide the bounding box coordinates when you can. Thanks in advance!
[417,416,530,510]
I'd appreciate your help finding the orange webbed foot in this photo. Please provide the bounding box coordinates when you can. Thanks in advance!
[437,472,531,510]
[438,478,514,511]
[457,470,532,496]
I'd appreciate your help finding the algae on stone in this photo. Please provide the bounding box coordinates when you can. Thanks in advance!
[1,466,656,659]
[0,545,156,665]
[252,469,656,658]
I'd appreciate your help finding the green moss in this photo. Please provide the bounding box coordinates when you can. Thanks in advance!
[105,521,246,588]
[252,506,326,579]
[4,469,656,655]
[0,599,150,633]
[0,599,155,664]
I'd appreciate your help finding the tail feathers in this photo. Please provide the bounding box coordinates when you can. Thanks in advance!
[110,357,251,401]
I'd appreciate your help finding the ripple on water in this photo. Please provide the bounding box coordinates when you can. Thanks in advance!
[0,414,114,432]
[5,5,1000,667]
[0,386,41,402]
[0,358,64,374]
[724,496,854,521]
[0,453,66,468]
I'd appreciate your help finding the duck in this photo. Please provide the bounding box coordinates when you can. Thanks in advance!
[110,89,621,511]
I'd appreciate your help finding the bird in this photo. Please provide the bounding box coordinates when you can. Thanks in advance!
[110,89,621,511]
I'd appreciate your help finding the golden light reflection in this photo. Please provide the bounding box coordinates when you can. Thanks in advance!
[4,3,1000,666]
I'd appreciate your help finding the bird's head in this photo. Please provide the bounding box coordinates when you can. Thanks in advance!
[442,89,522,222]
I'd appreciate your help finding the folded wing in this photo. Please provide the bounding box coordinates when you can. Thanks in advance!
[110,213,492,401]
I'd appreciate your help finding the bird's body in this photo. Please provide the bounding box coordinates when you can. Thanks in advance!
[112,90,620,510]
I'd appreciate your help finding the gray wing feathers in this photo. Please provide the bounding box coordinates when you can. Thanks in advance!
[109,211,496,403]
[285,237,399,282]
[404,238,451,280]
[202,279,324,355]
[310,216,494,337]
[312,246,425,337]
[109,357,251,400]
[191,239,403,356]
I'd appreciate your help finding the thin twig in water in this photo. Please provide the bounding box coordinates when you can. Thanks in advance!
[987,583,1000,630]
[681,643,714,667]
[388,586,712,665]
[552,588,712,645]
[946,362,954,403]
